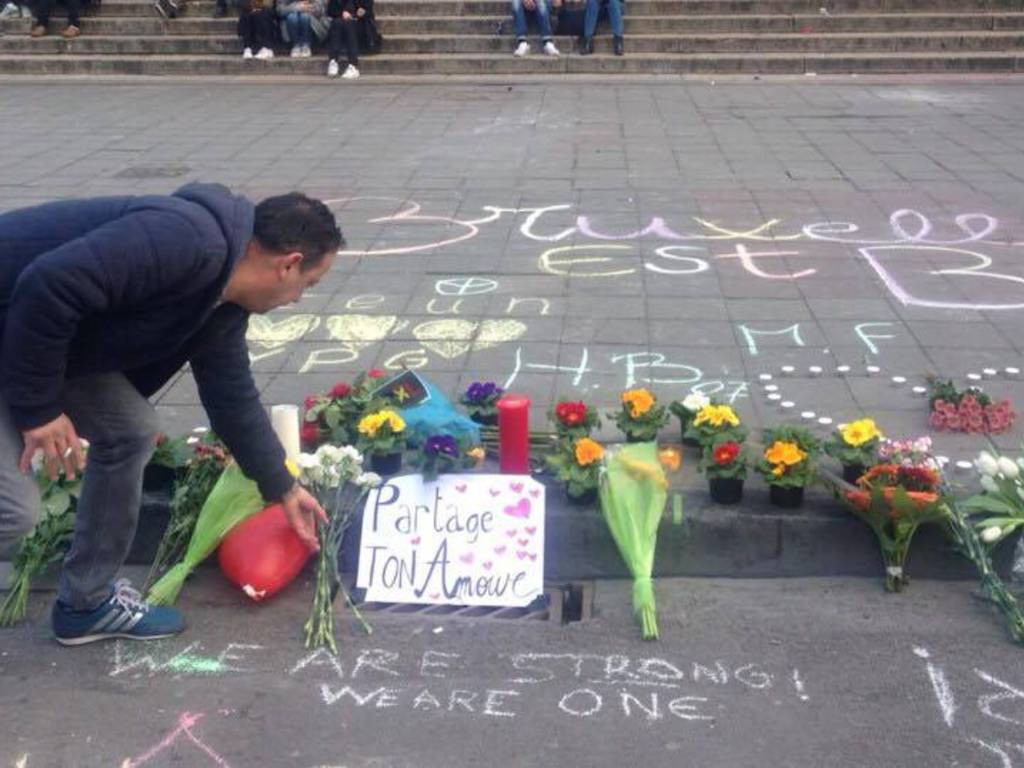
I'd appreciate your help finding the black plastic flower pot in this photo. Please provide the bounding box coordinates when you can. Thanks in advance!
[626,433,654,444]
[681,430,701,449]
[769,484,805,509]
[567,487,598,507]
[708,477,743,505]
[471,413,498,427]
[371,451,403,476]
[142,464,177,496]
[842,463,867,484]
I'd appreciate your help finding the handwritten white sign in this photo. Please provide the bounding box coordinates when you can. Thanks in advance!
[357,474,545,607]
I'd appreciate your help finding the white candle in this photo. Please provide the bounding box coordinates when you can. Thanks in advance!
[836,365,851,375]
[767,393,782,402]
[955,460,973,474]
[866,365,881,376]
[983,368,997,377]
[891,376,907,386]
[764,384,779,393]
[1005,367,1020,378]
[192,426,209,434]
[817,416,833,426]
[808,366,823,377]
[936,455,950,467]
[759,373,773,382]
[780,365,796,376]
[271,404,302,465]
[967,373,982,382]
[780,400,795,410]
[801,411,816,420]
[911,386,928,396]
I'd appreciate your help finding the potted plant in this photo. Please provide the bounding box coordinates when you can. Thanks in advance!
[700,436,747,505]
[684,403,747,448]
[302,380,375,449]
[615,388,669,443]
[669,392,711,448]
[546,437,604,506]
[551,399,600,443]
[840,439,946,592]
[460,381,503,427]
[756,426,820,509]
[144,432,192,494]
[824,418,884,483]
[409,434,479,482]
[356,409,407,475]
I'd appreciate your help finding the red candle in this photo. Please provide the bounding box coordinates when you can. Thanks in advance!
[497,394,531,474]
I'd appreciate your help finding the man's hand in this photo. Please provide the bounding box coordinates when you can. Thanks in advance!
[281,483,326,552]
[20,414,86,482]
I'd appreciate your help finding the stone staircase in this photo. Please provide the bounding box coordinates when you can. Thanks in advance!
[2,0,1024,75]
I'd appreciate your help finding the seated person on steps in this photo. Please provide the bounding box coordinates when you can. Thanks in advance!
[579,0,624,56]
[277,0,328,58]
[511,0,560,57]
[238,0,277,59]
[30,0,91,38]
[325,0,380,79]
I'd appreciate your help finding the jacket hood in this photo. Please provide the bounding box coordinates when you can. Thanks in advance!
[172,182,255,271]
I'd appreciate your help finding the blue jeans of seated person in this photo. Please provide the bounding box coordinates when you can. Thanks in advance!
[584,0,622,37]
[511,0,553,42]
[285,10,312,45]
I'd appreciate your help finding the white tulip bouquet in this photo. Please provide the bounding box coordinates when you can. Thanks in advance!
[297,444,381,652]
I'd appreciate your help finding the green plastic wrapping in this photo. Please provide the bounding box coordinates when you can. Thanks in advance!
[597,441,667,640]
[146,463,263,606]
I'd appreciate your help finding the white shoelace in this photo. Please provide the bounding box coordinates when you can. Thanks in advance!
[111,579,150,614]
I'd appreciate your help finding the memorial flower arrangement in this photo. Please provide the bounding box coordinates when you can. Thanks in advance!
[551,400,600,442]
[824,418,884,483]
[670,392,711,445]
[409,433,480,482]
[965,447,1024,548]
[546,437,605,504]
[297,444,380,653]
[145,435,230,591]
[357,409,407,474]
[841,437,946,592]
[0,449,87,626]
[615,388,669,443]
[928,378,1016,434]
[684,403,746,447]
[460,381,503,426]
[302,371,388,449]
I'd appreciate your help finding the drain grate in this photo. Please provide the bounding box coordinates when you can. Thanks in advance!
[354,582,593,624]
[114,164,191,180]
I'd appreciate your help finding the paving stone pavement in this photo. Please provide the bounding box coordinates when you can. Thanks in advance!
[1,81,1022,468]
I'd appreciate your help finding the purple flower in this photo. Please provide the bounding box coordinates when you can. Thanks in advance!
[465,381,501,404]
[425,435,459,457]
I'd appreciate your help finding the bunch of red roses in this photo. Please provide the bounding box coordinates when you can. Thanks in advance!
[929,394,1016,435]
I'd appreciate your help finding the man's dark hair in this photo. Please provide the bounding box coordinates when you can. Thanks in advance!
[253,193,344,269]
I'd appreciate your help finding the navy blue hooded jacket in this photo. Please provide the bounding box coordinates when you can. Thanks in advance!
[0,183,293,501]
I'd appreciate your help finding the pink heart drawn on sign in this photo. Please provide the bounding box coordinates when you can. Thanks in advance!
[517,538,530,547]
[525,526,537,536]
[410,536,421,545]
[456,484,468,493]
[527,553,537,562]
[529,488,541,499]
[489,488,501,497]
[510,482,524,494]
[482,561,493,571]
[459,552,474,565]
[505,528,517,538]
[503,498,531,519]
[429,593,441,600]
[494,545,507,555]
[517,550,529,560]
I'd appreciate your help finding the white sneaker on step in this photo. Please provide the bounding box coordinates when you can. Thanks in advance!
[300,44,312,57]
[255,46,274,59]
[542,40,560,56]
[327,58,339,77]
[0,4,20,19]
[242,46,253,58]
[290,45,301,57]
[513,40,529,57]
[342,63,360,79]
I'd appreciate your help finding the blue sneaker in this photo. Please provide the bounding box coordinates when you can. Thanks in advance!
[52,579,185,646]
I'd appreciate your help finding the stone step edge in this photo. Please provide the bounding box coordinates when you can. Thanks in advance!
[1,49,1021,56]
[8,30,1024,39]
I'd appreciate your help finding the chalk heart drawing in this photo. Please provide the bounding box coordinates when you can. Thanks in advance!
[412,318,528,359]
[325,314,404,348]
[504,498,532,519]
[246,314,320,361]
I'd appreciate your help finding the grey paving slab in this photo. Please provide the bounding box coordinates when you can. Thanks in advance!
[0,80,1021,473]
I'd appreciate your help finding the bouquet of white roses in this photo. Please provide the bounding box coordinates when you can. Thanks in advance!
[297,444,381,652]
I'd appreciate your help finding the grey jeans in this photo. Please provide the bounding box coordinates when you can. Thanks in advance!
[0,373,158,610]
